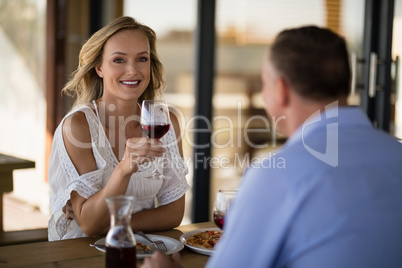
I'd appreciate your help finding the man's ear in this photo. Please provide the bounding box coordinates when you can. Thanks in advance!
[276,76,290,107]
[95,65,104,78]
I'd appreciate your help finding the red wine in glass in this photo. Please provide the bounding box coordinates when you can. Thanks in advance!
[141,124,170,139]
[213,190,237,229]
[213,211,225,229]
[140,100,171,179]
[106,246,136,268]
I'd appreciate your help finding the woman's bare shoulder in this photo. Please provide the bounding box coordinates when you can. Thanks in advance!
[62,111,92,146]
[62,111,97,175]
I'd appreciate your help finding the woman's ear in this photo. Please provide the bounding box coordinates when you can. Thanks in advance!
[95,64,104,78]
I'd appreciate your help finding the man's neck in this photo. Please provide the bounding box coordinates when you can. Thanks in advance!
[283,95,348,137]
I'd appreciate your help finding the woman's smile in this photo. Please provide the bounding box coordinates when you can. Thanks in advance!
[120,80,141,87]
[95,29,151,102]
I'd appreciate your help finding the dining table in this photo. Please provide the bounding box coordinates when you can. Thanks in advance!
[0,221,216,267]
[0,153,35,232]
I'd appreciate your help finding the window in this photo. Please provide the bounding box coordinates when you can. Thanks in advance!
[0,0,48,230]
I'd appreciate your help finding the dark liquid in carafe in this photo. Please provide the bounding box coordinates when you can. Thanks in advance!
[106,246,136,268]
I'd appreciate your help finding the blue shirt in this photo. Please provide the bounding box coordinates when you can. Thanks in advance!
[207,107,402,268]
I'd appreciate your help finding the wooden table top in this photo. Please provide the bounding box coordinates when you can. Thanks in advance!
[0,222,216,267]
[0,153,35,173]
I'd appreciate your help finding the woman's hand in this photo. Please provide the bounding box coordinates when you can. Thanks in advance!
[141,251,182,268]
[120,137,166,175]
[62,200,75,220]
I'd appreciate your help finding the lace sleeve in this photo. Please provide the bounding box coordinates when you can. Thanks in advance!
[156,121,190,205]
[49,107,107,214]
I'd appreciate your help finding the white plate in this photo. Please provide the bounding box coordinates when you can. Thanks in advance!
[93,234,184,259]
[179,228,221,256]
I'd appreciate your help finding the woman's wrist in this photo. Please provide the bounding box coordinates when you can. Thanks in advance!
[116,159,137,179]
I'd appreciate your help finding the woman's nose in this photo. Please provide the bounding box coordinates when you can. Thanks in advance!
[126,63,137,75]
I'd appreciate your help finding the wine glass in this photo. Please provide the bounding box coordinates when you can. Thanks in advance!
[213,189,237,229]
[140,100,171,179]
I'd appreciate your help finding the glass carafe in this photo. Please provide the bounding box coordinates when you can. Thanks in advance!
[105,195,137,268]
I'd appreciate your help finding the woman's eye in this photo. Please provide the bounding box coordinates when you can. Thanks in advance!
[113,58,124,63]
[139,57,149,62]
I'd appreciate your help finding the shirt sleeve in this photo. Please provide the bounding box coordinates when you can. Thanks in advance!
[206,165,295,268]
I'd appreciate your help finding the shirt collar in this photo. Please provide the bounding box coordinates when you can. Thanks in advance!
[284,105,372,148]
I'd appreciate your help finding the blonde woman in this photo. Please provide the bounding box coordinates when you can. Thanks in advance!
[48,16,189,240]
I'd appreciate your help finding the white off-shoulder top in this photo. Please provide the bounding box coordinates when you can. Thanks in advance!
[48,103,190,241]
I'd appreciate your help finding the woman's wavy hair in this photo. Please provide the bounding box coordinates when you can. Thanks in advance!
[62,16,165,108]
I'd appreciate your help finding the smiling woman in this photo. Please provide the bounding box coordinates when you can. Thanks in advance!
[63,17,165,108]
[95,29,151,103]
[47,16,190,241]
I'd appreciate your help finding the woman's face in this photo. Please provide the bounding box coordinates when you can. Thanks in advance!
[96,29,151,103]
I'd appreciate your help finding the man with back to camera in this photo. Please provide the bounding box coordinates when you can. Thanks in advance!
[141,25,402,268]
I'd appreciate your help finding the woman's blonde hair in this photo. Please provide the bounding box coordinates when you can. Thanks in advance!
[63,16,165,108]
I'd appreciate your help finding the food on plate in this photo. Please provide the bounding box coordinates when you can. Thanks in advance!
[186,230,222,249]
[136,242,152,252]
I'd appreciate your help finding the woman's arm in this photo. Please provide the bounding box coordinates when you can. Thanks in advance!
[131,195,185,232]
[63,111,165,236]
[62,112,130,236]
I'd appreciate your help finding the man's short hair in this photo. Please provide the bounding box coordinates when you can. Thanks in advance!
[269,25,351,100]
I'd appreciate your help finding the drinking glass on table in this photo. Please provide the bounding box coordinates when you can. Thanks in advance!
[213,190,237,229]
[140,100,171,179]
